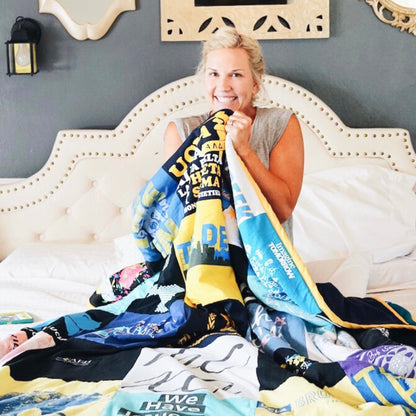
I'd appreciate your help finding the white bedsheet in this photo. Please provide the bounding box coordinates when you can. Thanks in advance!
[0,235,143,336]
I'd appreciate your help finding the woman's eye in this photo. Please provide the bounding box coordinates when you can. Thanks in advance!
[232,73,242,77]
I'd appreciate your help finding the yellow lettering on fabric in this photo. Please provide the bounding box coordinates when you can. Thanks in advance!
[202,140,225,153]
[169,144,198,177]
[201,175,220,188]
[153,218,179,258]
[201,162,221,176]
[192,186,200,198]
[135,238,150,250]
[169,157,188,178]
[168,112,226,178]
[140,182,162,209]
[199,125,211,139]
[212,111,228,142]
[211,110,229,126]
[168,126,211,178]
[190,170,202,185]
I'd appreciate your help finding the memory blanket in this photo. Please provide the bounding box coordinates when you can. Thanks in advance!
[1,109,416,415]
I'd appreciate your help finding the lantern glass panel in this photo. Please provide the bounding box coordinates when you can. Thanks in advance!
[14,43,37,74]
[6,41,38,75]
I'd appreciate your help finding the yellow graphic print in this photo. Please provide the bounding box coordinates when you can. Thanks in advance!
[167,110,243,307]
[207,313,216,331]
[0,366,118,415]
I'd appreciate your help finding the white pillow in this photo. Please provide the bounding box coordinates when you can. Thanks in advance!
[113,233,145,266]
[0,242,120,286]
[293,165,416,263]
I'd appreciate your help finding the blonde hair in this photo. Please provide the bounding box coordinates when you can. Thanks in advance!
[196,26,266,85]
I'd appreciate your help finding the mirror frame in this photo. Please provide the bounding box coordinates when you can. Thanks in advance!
[39,0,136,40]
[366,0,416,35]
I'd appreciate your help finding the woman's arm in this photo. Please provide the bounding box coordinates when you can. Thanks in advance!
[164,121,183,161]
[227,113,304,223]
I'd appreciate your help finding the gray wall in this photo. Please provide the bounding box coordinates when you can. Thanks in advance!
[1,0,415,178]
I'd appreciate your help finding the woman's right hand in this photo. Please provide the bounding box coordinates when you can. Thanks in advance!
[225,111,254,158]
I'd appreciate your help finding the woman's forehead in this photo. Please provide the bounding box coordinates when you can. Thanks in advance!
[205,48,251,69]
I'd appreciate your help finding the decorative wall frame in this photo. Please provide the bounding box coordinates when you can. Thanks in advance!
[366,0,416,35]
[160,0,330,41]
[38,0,136,40]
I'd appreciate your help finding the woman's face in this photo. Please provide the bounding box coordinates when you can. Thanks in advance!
[204,47,259,116]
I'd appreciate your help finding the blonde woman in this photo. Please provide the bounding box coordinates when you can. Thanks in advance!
[164,26,304,240]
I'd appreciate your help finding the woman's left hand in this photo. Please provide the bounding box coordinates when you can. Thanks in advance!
[225,111,254,158]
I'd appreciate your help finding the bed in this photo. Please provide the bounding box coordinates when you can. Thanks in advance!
[0,74,415,415]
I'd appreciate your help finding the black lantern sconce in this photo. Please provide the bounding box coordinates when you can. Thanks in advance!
[5,17,41,76]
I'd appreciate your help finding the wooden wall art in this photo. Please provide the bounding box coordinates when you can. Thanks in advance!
[160,0,330,41]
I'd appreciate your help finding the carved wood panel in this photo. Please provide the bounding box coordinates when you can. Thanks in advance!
[160,0,330,41]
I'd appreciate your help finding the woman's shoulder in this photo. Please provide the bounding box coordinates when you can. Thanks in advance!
[171,113,210,141]
[255,107,293,135]
[256,106,293,121]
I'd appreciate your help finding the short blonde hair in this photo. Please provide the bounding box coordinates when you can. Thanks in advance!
[196,26,266,85]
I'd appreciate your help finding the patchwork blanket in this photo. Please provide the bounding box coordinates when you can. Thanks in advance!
[1,110,416,415]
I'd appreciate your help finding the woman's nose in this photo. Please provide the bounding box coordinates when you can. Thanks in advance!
[218,76,231,90]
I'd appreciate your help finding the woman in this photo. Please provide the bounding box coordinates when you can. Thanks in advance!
[164,26,304,240]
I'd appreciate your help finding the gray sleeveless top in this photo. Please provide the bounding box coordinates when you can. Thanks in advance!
[172,107,294,241]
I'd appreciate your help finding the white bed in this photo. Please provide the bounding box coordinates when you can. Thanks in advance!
[0,73,415,331]
[1,74,416,416]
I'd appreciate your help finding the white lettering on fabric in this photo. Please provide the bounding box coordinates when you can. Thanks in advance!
[268,242,296,279]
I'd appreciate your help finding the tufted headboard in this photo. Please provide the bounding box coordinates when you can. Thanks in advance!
[0,74,415,260]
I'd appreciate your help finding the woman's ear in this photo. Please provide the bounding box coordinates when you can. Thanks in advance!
[252,75,261,96]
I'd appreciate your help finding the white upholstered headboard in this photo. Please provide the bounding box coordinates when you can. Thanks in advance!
[0,74,415,260]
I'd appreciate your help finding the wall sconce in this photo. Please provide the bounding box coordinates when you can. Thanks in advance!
[5,17,41,76]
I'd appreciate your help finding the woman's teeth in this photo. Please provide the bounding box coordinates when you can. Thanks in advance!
[216,97,235,102]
